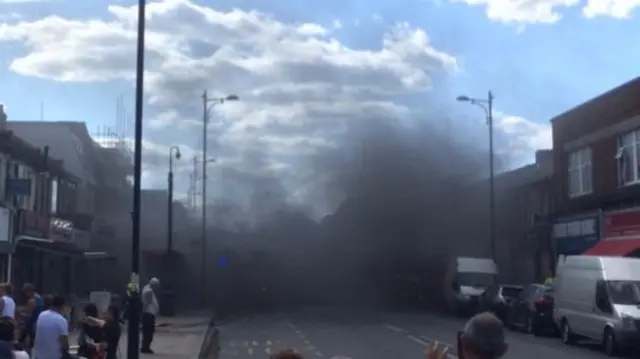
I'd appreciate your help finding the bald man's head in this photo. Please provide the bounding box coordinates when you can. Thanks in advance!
[461,312,508,359]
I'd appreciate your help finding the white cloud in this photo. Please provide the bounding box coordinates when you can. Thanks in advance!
[450,0,639,23]
[583,0,640,18]
[494,112,551,165]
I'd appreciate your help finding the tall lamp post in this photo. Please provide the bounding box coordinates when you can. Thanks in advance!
[129,0,147,358]
[456,91,496,261]
[167,146,182,254]
[201,91,239,304]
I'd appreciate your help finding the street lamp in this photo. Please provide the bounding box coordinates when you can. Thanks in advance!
[129,0,147,357]
[167,146,181,254]
[457,91,496,261]
[200,91,239,305]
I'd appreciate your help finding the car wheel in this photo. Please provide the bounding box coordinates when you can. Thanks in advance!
[530,317,542,337]
[603,327,620,357]
[561,319,575,345]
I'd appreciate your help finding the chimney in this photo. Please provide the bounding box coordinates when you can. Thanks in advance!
[0,104,6,130]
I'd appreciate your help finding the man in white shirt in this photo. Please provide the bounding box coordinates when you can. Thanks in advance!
[34,295,68,359]
[0,283,15,319]
[141,278,160,354]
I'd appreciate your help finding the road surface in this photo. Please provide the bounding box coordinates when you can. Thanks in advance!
[217,307,609,359]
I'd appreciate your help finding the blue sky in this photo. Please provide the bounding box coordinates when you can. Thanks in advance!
[0,0,639,214]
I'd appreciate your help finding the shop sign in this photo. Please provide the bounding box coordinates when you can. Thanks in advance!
[603,209,640,239]
[0,207,9,243]
[50,217,74,243]
[552,214,600,255]
[19,210,50,238]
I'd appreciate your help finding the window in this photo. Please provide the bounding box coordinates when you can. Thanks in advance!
[596,280,612,313]
[568,147,592,197]
[617,129,640,186]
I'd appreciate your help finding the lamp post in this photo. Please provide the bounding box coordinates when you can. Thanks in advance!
[129,0,146,358]
[167,146,181,254]
[456,91,496,261]
[201,91,239,305]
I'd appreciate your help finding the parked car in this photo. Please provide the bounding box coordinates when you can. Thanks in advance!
[506,283,556,336]
[478,284,523,322]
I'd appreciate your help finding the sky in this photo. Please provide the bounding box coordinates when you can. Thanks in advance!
[0,0,639,215]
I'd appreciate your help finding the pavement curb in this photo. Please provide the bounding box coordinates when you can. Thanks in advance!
[197,317,220,359]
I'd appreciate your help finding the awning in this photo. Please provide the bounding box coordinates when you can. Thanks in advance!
[583,239,640,256]
[16,236,111,259]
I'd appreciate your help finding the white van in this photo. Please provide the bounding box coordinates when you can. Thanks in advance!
[443,257,498,316]
[554,255,640,356]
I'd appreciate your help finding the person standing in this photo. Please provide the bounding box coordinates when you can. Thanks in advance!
[33,295,69,359]
[141,278,160,354]
[0,284,15,319]
[20,284,44,352]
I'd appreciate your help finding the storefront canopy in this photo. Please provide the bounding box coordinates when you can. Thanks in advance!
[16,235,111,259]
[583,239,640,257]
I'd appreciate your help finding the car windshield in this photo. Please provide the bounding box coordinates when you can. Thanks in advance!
[606,280,640,305]
[457,272,496,287]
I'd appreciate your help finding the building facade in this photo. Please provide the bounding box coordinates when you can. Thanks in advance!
[551,76,640,258]
[0,105,86,293]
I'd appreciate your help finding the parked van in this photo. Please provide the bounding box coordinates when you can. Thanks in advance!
[554,255,640,356]
[443,257,498,316]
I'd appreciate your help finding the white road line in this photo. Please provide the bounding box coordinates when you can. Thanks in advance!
[248,347,254,356]
[407,334,431,347]
[265,347,273,354]
[266,340,273,346]
[385,324,407,333]
[252,340,259,346]
[315,351,324,357]
[419,335,454,348]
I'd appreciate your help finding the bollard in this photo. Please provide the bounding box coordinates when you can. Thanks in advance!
[198,318,220,359]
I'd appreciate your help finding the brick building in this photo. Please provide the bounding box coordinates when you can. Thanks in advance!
[551,76,640,258]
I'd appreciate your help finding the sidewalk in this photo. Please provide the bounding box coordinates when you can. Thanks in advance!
[71,315,210,359]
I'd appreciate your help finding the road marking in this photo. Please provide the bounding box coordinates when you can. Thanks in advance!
[252,340,259,346]
[407,334,431,347]
[419,335,453,348]
[385,324,408,333]
[315,351,324,357]
[266,340,273,346]
[304,345,316,351]
[265,347,273,354]
[248,347,254,356]
[287,321,298,331]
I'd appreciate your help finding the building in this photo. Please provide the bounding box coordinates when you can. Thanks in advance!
[6,120,131,292]
[551,76,640,258]
[0,105,88,293]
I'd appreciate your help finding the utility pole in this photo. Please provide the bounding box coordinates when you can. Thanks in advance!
[128,0,146,357]
[201,90,209,305]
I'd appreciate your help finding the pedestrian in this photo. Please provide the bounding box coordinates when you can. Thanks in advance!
[0,316,29,359]
[33,295,69,359]
[429,312,508,359]
[0,284,15,319]
[20,284,44,352]
[83,305,122,359]
[140,278,160,354]
[77,304,103,359]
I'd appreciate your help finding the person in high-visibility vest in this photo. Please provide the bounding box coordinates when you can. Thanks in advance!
[544,277,554,286]
[122,281,137,323]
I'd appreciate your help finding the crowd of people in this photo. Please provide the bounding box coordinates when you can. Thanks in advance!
[0,276,163,359]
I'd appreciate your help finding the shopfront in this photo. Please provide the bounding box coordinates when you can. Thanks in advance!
[584,209,640,257]
[0,207,12,280]
[552,212,601,257]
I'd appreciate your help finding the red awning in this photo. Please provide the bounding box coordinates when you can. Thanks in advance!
[584,239,640,256]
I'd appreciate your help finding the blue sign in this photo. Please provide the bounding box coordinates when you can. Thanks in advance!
[218,257,228,267]
[5,178,31,196]
[553,214,601,255]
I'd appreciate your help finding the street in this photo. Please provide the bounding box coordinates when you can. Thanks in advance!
[217,307,610,359]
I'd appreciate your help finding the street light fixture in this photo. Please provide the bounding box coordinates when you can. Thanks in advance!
[200,90,239,305]
[457,91,496,261]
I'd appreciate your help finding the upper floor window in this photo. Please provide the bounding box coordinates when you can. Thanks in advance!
[568,147,592,197]
[617,129,640,186]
